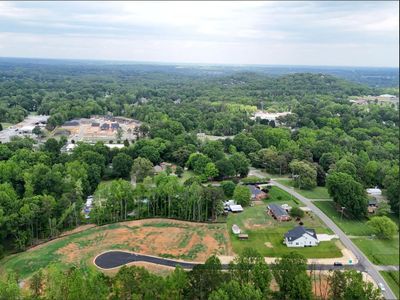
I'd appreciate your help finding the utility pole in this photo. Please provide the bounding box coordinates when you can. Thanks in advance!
[341,206,346,221]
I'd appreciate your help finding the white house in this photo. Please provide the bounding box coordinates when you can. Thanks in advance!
[366,187,382,196]
[284,226,319,247]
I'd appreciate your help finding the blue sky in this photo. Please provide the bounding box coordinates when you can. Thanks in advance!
[0,1,398,67]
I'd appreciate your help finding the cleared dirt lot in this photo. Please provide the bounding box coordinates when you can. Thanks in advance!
[57,219,232,264]
[1,219,231,279]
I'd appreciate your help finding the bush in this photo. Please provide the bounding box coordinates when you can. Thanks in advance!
[221,181,236,197]
[290,207,305,218]
[367,216,398,239]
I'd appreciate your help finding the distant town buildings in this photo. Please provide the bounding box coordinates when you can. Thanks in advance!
[250,111,292,125]
[349,95,399,108]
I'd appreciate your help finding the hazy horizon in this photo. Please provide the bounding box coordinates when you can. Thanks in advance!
[0,1,398,67]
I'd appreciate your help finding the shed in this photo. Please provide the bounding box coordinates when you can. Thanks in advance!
[229,204,244,213]
[238,234,249,240]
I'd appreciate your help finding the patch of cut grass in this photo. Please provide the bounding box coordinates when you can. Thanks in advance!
[313,201,373,236]
[178,233,191,248]
[276,179,331,199]
[380,271,399,299]
[227,191,339,258]
[184,244,206,260]
[352,236,399,266]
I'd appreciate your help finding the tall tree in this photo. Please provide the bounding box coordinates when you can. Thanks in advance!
[326,172,368,218]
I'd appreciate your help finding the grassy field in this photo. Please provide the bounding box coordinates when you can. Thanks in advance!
[1,122,14,129]
[352,236,399,266]
[276,179,331,199]
[380,271,400,299]
[178,170,195,183]
[313,201,373,236]
[0,219,231,279]
[227,187,340,258]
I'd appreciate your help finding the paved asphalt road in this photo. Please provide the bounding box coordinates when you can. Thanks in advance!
[271,179,397,300]
[94,250,363,272]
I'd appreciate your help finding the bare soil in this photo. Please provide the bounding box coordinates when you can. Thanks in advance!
[55,218,231,266]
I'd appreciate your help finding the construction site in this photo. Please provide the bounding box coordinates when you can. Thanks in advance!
[54,115,141,142]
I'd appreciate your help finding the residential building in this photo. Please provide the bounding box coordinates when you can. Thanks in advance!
[248,185,267,201]
[284,226,319,247]
[267,203,290,221]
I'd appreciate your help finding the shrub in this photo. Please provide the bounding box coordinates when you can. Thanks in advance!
[290,207,305,218]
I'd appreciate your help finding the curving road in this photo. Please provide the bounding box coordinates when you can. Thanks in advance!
[94,250,363,272]
[271,179,397,300]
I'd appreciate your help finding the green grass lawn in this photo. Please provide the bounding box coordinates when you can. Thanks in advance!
[380,271,400,299]
[352,236,399,266]
[1,122,14,129]
[0,226,104,279]
[267,185,301,204]
[178,170,195,184]
[227,188,340,258]
[313,201,373,236]
[276,179,331,199]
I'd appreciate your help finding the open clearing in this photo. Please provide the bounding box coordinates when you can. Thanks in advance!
[313,201,373,236]
[0,219,231,279]
[352,236,399,266]
[275,179,331,199]
[227,186,342,258]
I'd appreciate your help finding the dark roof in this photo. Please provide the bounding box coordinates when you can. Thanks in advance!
[268,203,288,217]
[91,122,100,126]
[248,185,266,197]
[111,122,120,129]
[285,226,317,241]
[100,123,110,130]
[63,121,79,126]
[368,198,378,206]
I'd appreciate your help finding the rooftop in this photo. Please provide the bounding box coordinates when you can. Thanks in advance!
[268,203,289,217]
[285,226,317,241]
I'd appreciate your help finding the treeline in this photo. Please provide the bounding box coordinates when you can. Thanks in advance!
[0,250,383,300]
[0,130,252,254]
[0,60,382,129]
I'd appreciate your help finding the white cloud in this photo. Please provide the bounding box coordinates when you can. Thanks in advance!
[0,1,398,66]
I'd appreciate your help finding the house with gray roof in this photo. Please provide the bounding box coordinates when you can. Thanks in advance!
[267,203,290,221]
[248,185,267,201]
[284,226,319,247]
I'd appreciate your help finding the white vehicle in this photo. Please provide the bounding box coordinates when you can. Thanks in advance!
[378,283,386,292]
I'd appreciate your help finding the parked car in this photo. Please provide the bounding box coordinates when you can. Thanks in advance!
[378,283,386,291]
[333,262,343,266]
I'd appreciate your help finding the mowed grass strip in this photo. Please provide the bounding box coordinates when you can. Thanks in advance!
[352,236,399,266]
[313,201,373,236]
[0,226,104,278]
[275,179,331,199]
[380,271,400,299]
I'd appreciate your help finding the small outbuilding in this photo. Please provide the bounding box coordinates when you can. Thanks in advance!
[238,234,249,240]
[229,204,244,213]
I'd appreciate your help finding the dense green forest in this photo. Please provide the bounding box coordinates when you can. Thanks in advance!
[0,250,383,300]
[0,61,398,256]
